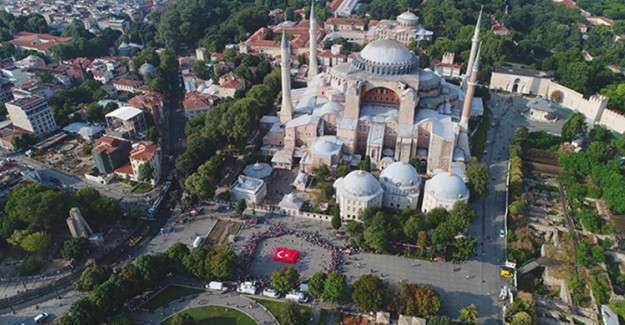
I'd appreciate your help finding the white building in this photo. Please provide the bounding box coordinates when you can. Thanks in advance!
[422,172,469,213]
[365,12,434,45]
[230,175,267,205]
[379,162,422,210]
[5,96,57,137]
[129,143,161,185]
[333,170,384,220]
[105,106,147,139]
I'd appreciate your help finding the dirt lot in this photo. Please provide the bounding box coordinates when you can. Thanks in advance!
[207,219,242,245]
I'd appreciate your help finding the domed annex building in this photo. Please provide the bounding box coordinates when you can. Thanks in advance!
[379,162,421,210]
[333,170,384,220]
[422,172,470,213]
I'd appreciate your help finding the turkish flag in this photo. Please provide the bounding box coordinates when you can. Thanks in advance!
[273,247,300,264]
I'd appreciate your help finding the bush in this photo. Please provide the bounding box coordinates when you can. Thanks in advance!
[20,256,42,276]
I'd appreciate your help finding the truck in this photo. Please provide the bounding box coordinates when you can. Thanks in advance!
[237,281,258,295]
[205,281,227,292]
[285,290,308,303]
[192,236,204,248]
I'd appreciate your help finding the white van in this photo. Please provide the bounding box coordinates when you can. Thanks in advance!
[192,236,204,248]
[34,312,49,323]
[285,290,308,303]
[206,281,226,291]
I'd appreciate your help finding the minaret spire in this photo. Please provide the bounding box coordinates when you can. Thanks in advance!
[465,6,482,76]
[461,45,480,130]
[280,29,293,124]
[308,0,318,78]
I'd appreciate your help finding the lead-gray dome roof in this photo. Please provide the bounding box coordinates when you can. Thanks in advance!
[380,162,421,189]
[425,172,469,201]
[342,170,382,197]
[139,62,156,75]
[397,12,419,22]
[352,39,419,76]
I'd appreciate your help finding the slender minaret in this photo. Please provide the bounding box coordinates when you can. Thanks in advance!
[308,0,318,78]
[465,6,483,76]
[280,29,293,124]
[461,47,480,130]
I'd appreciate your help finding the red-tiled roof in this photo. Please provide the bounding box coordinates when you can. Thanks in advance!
[183,92,216,110]
[129,143,157,162]
[325,17,366,26]
[114,163,134,175]
[9,32,72,51]
[113,78,144,88]
[93,135,128,154]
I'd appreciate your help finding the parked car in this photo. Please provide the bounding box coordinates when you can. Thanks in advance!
[262,288,280,298]
[34,312,49,324]
[206,281,227,292]
[237,281,258,295]
[285,290,308,303]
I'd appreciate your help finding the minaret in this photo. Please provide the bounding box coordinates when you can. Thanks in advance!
[308,0,318,78]
[461,47,480,130]
[280,29,293,124]
[465,7,482,76]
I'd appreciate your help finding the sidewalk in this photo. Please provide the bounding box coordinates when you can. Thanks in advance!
[126,291,278,325]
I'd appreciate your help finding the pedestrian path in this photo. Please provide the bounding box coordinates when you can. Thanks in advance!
[127,290,278,324]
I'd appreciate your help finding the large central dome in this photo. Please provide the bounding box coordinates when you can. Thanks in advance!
[352,39,419,76]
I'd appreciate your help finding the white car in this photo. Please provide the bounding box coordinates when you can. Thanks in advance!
[500,229,505,238]
[262,288,280,298]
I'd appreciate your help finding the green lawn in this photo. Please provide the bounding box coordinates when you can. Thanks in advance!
[161,306,257,325]
[609,300,625,322]
[140,285,204,311]
[319,308,329,325]
[251,298,311,325]
[132,182,153,194]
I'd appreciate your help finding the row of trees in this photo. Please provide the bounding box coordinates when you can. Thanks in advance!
[0,11,48,41]
[50,20,121,61]
[63,242,237,324]
[175,83,275,199]
[344,203,478,260]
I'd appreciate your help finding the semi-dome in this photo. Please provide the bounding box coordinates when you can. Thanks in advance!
[313,102,343,116]
[425,172,469,201]
[138,62,156,75]
[380,162,421,189]
[342,170,382,197]
[351,39,419,76]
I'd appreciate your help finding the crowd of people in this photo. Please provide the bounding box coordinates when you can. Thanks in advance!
[237,222,343,278]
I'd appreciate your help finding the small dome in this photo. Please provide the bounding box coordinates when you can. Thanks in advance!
[314,102,343,116]
[139,62,156,75]
[359,39,415,65]
[397,12,419,22]
[311,136,342,156]
[342,170,382,197]
[425,172,469,201]
[25,55,42,61]
[380,162,421,189]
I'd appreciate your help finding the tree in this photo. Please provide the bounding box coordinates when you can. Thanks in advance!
[74,265,112,291]
[331,214,342,230]
[91,280,122,316]
[352,274,384,312]
[183,243,214,279]
[271,267,300,293]
[466,157,490,199]
[210,246,237,279]
[172,313,196,325]
[449,201,476,232]
[511,311,532,325]
[561,112,587,141]
[453,236,478,260]
[308,272,327,299]
[426,207,449,228]
[4,183,70,231]
[281,300,300,325]
[403,215,424,242]
[428,315,453,325]
[138,163,154,183]
[358,155,371,172]
[20,231,52,252]
[322,272,347,304]
[146,126,159,143]
[399,283,442,317]
[311,164,330,181]
[192,60,211,80]
[235,198,246,216]
[165,242,190,268]
[61,237,91,261]
[336,165,349,178]
[69,297,100,325]
[459,304,478,325]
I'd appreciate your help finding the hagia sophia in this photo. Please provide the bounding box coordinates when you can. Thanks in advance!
[262,3,485,220]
